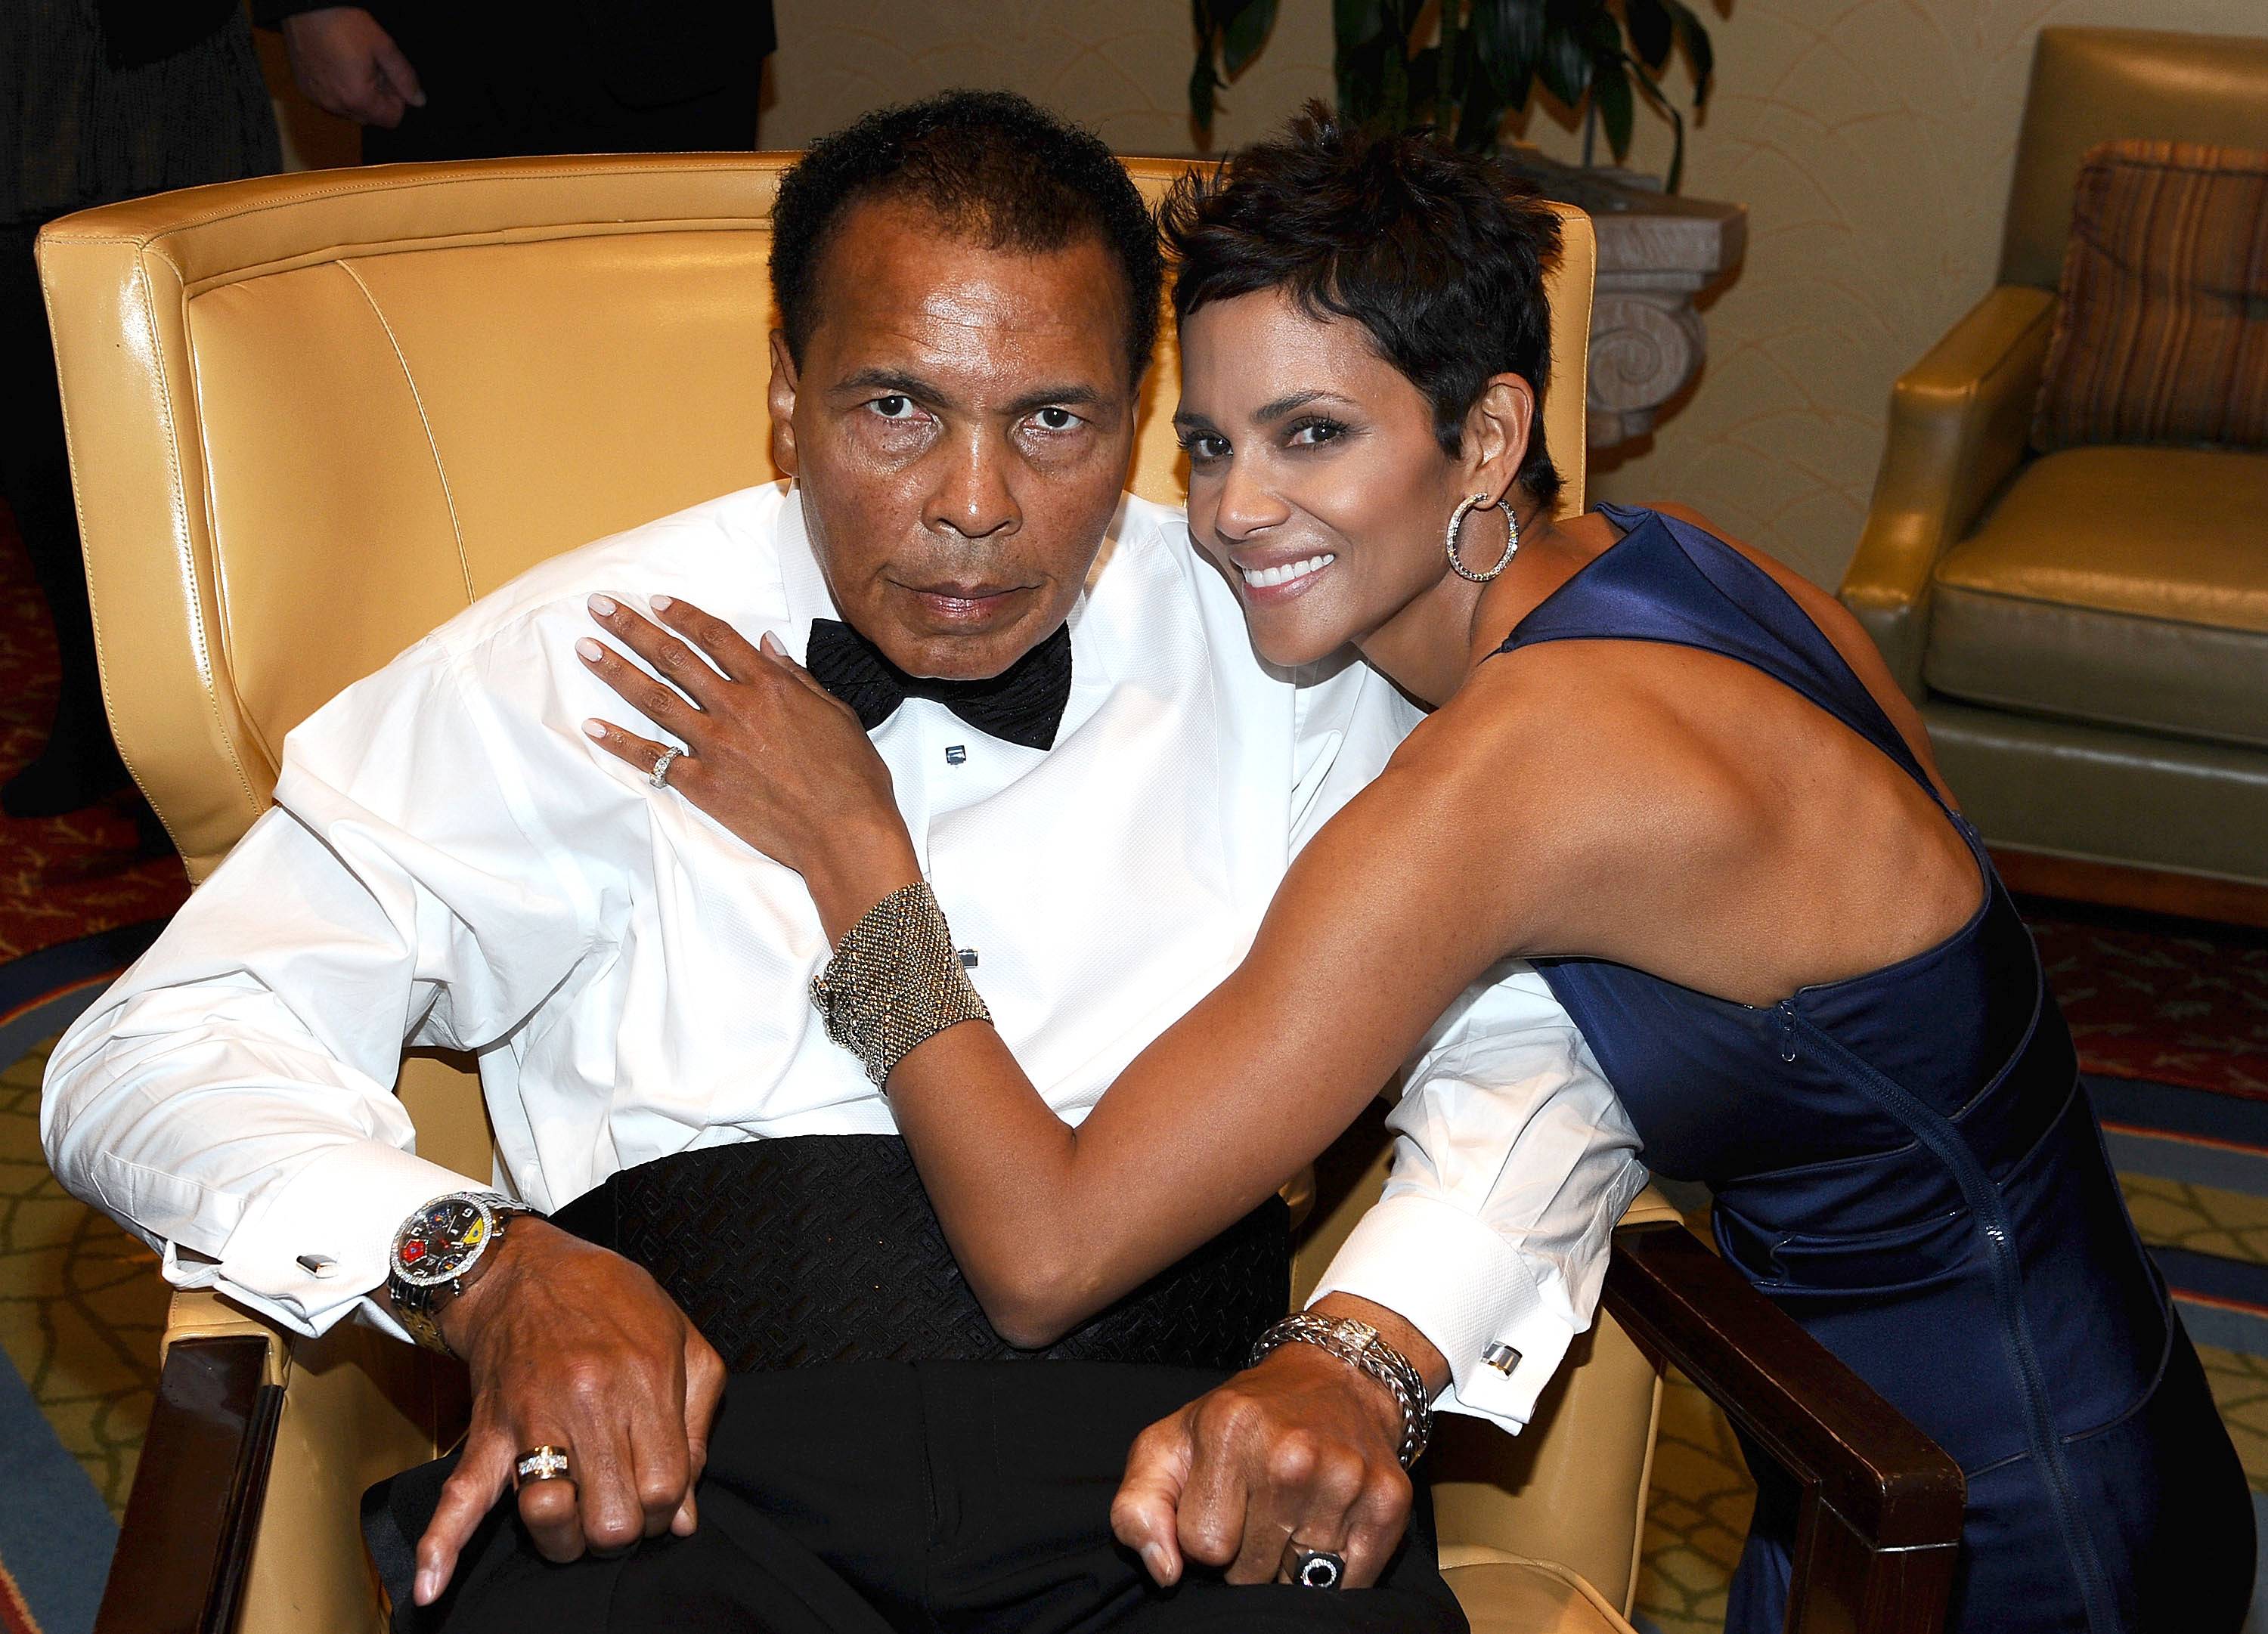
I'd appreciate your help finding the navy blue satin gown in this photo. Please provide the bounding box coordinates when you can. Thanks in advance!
[1502,505,2252,1633]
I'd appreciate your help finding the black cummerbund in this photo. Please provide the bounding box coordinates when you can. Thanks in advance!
[547,1136,1289,1373]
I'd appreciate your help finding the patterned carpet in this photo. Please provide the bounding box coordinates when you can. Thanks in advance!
[2,495,2266,1632]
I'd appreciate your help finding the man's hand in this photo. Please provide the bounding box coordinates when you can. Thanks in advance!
[1111,1342,1415,1588]
[408,1219,725,1606]
[280,8,426,128]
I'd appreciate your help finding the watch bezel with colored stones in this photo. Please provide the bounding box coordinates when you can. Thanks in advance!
[389,1190,530,1290]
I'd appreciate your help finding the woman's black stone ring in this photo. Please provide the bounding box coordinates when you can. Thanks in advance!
[1289,1546,1345,1589]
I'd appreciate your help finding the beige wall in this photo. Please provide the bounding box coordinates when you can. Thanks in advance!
[763,0,2265,587]
[268,1,2267,585]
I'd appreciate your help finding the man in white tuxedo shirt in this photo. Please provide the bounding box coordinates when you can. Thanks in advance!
[43,90,1643,1629]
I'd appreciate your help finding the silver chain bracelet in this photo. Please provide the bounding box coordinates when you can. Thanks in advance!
[1250,1311,1434,1468]
[809,880,992,1086]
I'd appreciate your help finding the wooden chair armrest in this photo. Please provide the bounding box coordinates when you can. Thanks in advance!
[94,1335,284,1634]
[1603,1221,1966,1634]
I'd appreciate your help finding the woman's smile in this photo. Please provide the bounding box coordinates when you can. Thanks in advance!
[1232,550,1338,597]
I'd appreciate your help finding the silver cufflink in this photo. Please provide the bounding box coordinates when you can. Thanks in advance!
[957,949,979,967]
[296,1254,338,1278]
[945,745,968,765]
[1482,1342,1522,1374]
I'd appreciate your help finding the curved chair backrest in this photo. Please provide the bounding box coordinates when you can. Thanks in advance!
[2000,26,2268,289]
[39,153,1593,884]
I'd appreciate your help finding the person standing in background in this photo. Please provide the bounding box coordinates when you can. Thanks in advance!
[260,3,777,161]
[0,0,280,819]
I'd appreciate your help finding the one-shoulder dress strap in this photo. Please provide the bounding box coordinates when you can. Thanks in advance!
[1500,502,1945,808]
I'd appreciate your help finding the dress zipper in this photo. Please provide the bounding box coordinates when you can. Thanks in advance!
[1790,1013,2119,1634]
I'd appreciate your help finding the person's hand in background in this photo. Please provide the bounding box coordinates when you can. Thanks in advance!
[280,8,426,128]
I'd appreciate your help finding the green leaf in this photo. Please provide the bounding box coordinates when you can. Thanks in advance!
[1538,26,1590,108]
[1408,43,1442,122]
[1662,0,1714,104]
[1623,51,1688,188]
[1188,48,1219,134]
[1593,54,1634,159]
[1337,33,1390,123]
[1336,0,1386,51]
[1455,71,1510,148]
[1470,0,1542,101]
[1220,0,1278,76]
[1623,0,1673,70]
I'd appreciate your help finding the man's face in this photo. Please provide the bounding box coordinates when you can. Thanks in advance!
[769,198,1139,680]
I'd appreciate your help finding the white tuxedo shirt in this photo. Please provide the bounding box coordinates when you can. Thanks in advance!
[42,481,1644,1430]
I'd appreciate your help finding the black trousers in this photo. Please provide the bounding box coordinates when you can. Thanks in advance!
[370,1360,1468,1634]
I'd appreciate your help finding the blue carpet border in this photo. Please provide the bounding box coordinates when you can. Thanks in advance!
[0,923,161,1071]
[0,1271,117,1634]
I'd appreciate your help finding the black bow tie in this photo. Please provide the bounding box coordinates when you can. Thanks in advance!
[804,618,1073,750]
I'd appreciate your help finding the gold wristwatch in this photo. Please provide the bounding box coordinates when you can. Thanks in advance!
[386,1190,534,1355]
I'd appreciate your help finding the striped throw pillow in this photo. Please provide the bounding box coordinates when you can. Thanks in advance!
[2033,139,2268,453]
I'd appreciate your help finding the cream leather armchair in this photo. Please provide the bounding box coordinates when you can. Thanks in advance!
[40,153,1959,1634]
[1839,26,2268,921]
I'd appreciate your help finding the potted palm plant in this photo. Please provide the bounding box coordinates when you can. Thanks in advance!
[1191,0,1715,193]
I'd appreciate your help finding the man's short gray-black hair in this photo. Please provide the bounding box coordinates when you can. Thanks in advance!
[770,89,1164,386]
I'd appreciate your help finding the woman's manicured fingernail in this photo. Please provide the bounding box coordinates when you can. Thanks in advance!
[587,593,617,617]
[581,719,606,740]
[575,637,603,662]
[652,594,673,611]
[761,632,783,657]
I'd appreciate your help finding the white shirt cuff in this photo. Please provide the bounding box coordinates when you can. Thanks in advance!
[1308,1190,1582,1435]
[183,1139,489,1338]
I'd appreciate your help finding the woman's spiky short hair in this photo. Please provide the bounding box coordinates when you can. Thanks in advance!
[1161,106,1563,510]
[771,90,1163,387]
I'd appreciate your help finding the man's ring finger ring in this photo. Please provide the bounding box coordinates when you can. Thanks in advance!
[1288,1546,1345,1589]
[649,745,682,788]
[514,1446,574,1487]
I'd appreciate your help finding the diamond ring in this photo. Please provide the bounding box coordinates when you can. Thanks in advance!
[513,1445,574,1487]
[1287,1546,1345,1589]
[648,745,682,788]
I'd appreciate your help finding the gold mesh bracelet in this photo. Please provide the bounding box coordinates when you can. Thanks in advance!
[809,881,992,1087]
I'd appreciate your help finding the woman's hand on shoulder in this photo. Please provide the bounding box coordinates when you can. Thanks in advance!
[577,595,921,934]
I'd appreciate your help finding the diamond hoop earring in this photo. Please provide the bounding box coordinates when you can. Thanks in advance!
[1445,492,1518,583]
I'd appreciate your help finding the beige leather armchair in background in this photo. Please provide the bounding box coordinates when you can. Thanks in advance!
[1840,26,2268,922]
[41,154,1958,1634]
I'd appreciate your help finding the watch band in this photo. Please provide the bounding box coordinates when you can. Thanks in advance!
[1250,1311,1434,1468]
[386,1190,534,1356]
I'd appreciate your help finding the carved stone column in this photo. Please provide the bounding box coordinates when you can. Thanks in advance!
[1511,153,1749,448]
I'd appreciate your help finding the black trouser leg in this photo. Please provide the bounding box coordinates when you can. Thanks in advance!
[380,1360,1466,1634]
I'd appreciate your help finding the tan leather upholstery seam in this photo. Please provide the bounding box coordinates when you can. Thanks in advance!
[338,260,478,605]
[176,217,773,300]
[98,158,789,249]
[1932,578,2268,638]
[138,252,267,828]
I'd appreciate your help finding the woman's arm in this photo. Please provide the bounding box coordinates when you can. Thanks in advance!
[876,746,1523,1343]
[577,596,1543,1344]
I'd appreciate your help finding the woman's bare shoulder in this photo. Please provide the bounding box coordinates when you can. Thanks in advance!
[1637,503,1958,803]
[1375,642,1763,961]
